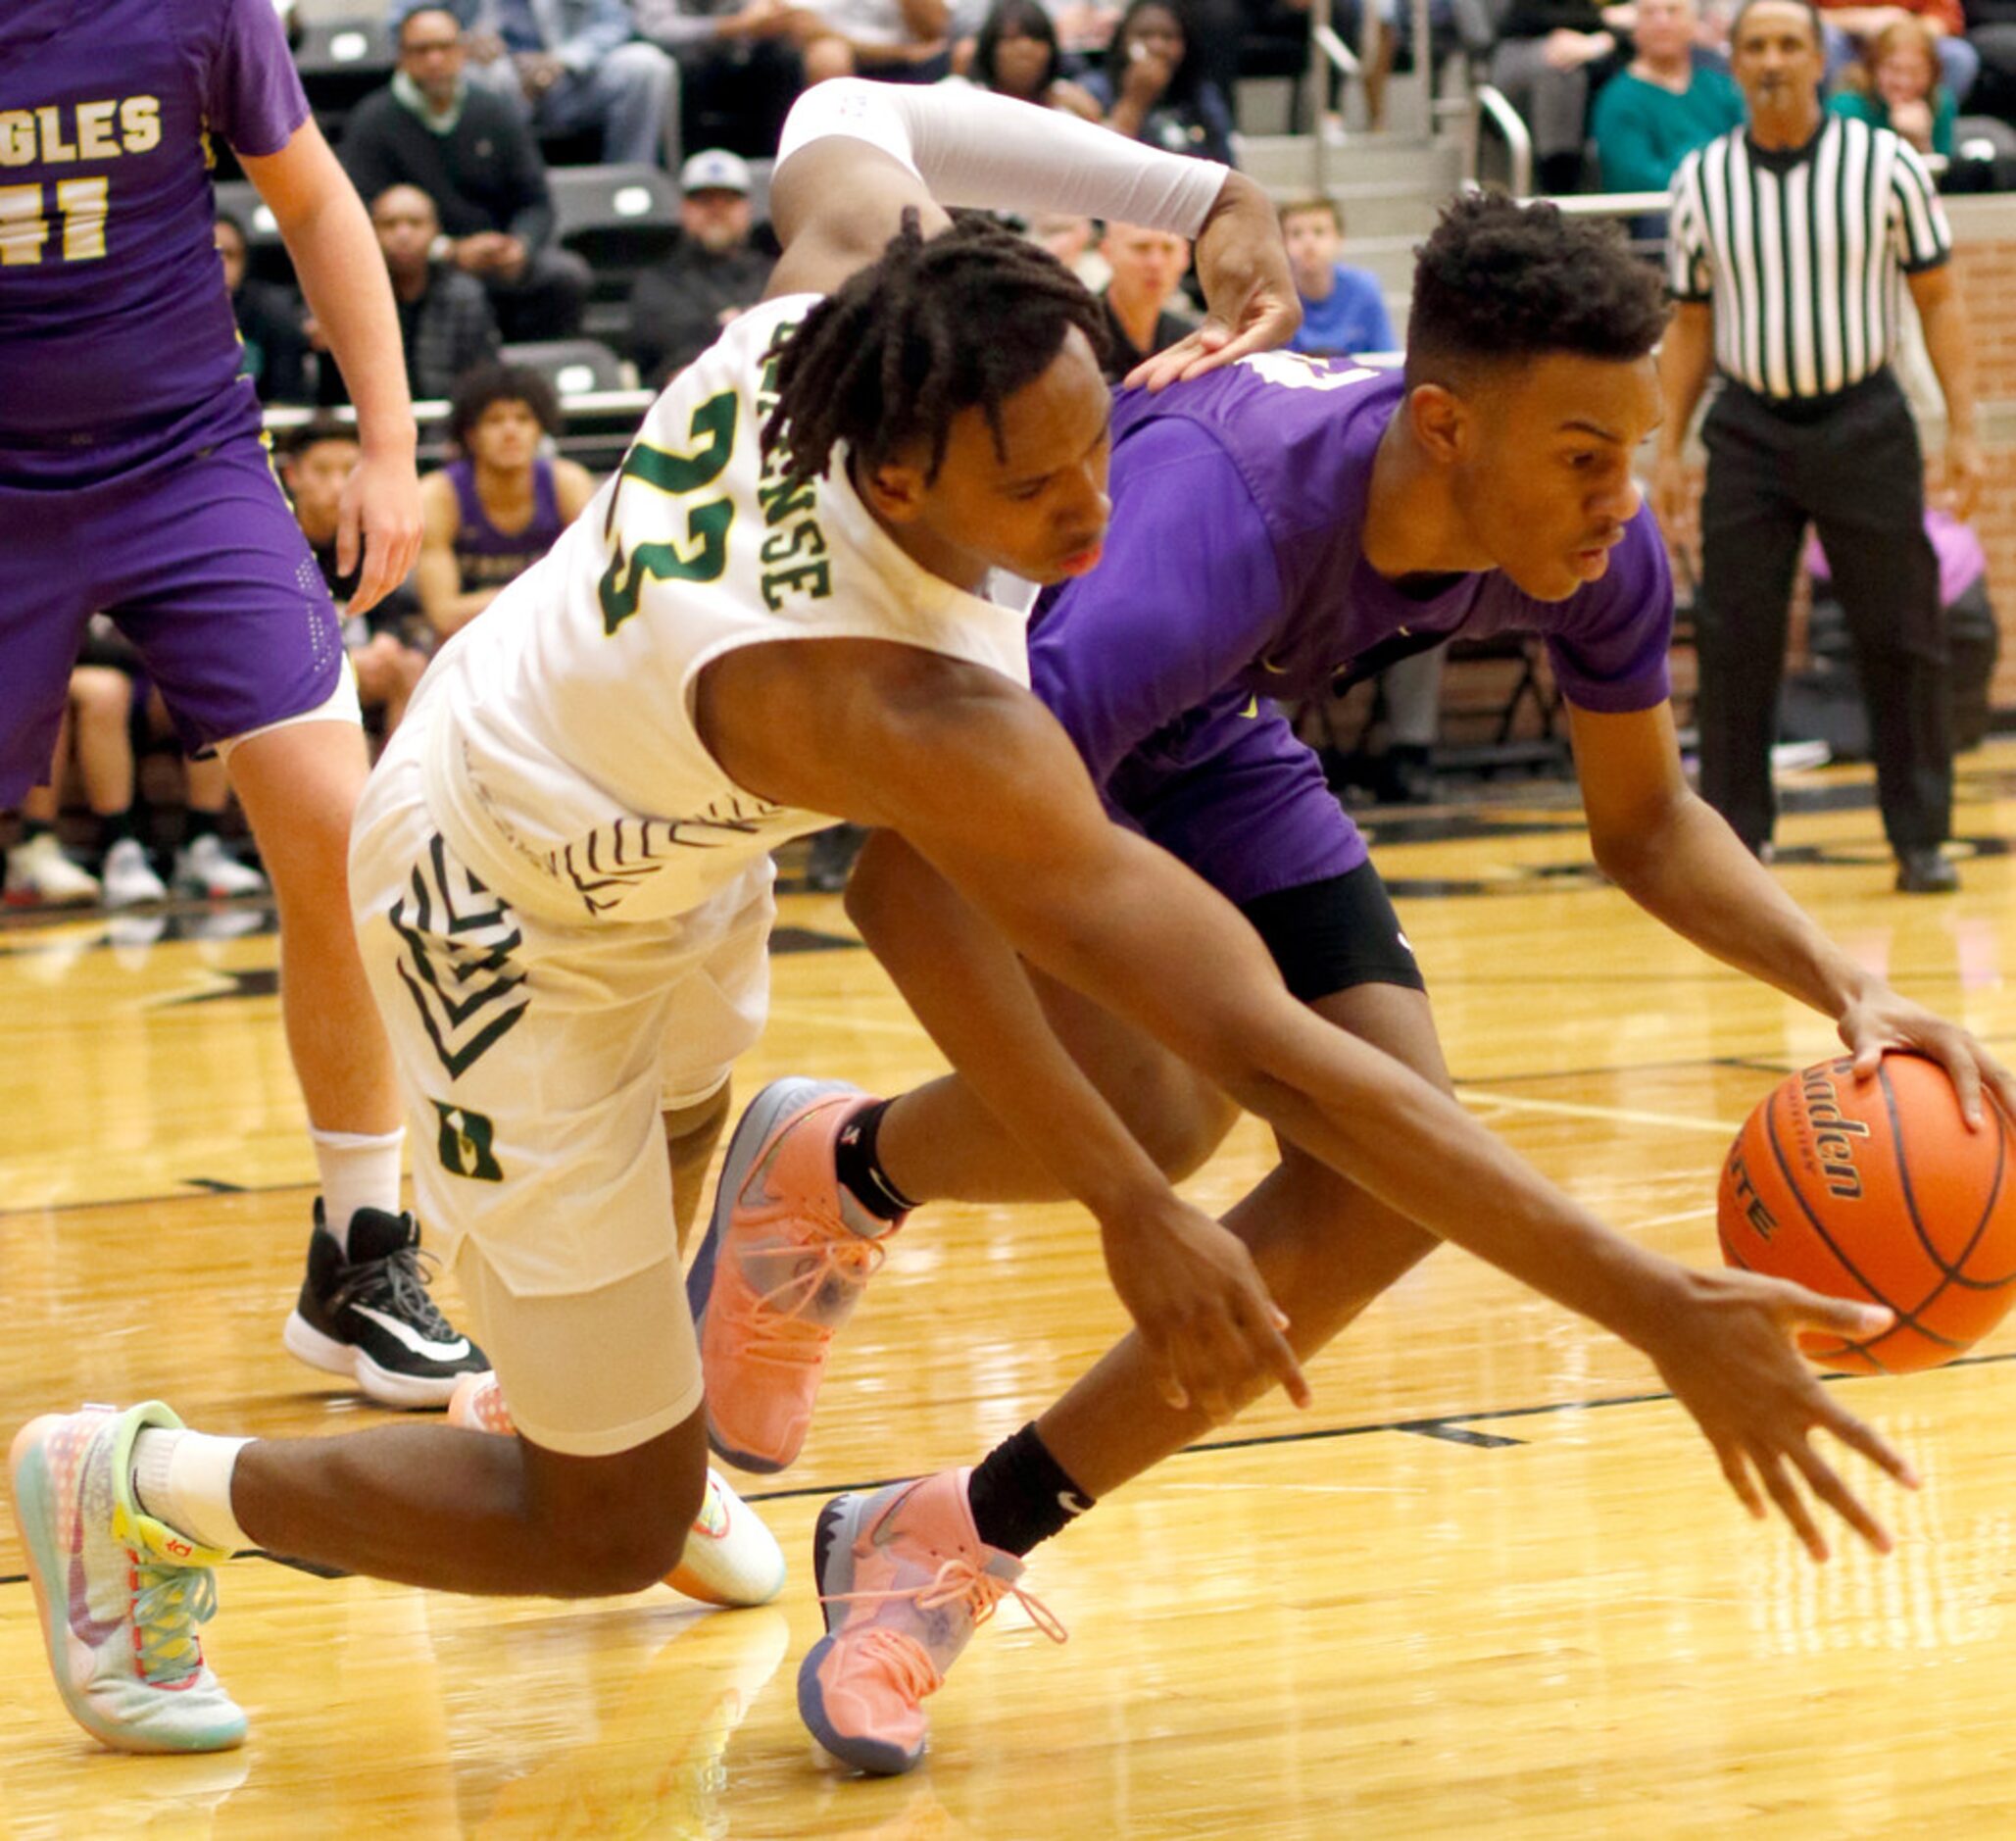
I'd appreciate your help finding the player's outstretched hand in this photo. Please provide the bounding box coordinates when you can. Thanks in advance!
[1835,989,2016,1131]
[339,446,424,617]
[1639,1267,1919,1562]
[1100,1200,1312,1420]
[1126,172,1301,392]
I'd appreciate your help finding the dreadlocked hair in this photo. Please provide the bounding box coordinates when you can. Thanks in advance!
[762,209,1109,493]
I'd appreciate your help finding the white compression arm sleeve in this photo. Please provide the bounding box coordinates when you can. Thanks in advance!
[774,78,1229,241]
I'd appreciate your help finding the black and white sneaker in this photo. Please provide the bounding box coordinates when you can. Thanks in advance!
[283,1204,488,1408]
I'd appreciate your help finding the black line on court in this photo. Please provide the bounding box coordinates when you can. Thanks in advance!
[4,1349,2014,1593]
[182,1177,247,1194]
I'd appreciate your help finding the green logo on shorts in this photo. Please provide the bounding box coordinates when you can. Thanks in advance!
[433,1102,504,1182]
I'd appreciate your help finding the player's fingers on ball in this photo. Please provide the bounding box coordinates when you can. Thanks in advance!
[1782,1283,1893,1341]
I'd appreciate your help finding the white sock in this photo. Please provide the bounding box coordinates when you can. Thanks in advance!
[311,1125,406,1255]
[131,1429,255,1555]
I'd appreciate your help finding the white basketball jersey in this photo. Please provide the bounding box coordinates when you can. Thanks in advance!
[420,295,1032,925]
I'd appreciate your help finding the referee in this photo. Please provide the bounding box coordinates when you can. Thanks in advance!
[1653,0,1983,893]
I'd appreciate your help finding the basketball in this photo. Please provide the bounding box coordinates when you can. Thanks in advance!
[1717,1053,2016,1372]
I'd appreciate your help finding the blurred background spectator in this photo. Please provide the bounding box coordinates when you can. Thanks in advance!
[1097,221,1197,378]
[216,212,315,405]
[635,0,807,156]
[627,148,776,386]
[1589,0,1745,192]
[403,0,680,163]
[345,9,595,339]
[1282,196,1397,357]
[950,0,1102,115]
[1084,0,1238,166]
[417,366,598,640]
[1829,14,1955,155]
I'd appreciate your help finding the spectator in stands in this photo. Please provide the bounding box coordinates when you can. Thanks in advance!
[1829,15,1954,157]
[1815,0,1977,105]
[344,9,594,339]
[215,213,314,405]
[626,149,776,387]
[1029,212,1111,287]
[1083,0,1237,166]
[357,184,504,403]
[401,0,680,164]
[1490,0,1628,192]
[632,0,806,157]
[1096,221,1196,380]
[1590,0,1746,190]
[279,423,432,738]
[417,366,597,639]
[949,0,1102,116]
[1280,197,1397,358]
[791,0,957,83]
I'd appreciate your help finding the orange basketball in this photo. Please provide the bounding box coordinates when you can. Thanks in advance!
[1717,1052,2016,1372]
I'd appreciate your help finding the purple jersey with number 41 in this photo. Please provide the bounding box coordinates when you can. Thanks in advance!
[0,0,309,468]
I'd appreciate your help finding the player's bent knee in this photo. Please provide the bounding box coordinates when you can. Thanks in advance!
[518,1415,708,1596]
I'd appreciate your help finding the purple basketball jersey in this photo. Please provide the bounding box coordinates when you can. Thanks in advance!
[1027,358,1675,904]
[0,0,309,474]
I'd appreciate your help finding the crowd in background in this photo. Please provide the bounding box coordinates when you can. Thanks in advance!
[10,0,2007,901]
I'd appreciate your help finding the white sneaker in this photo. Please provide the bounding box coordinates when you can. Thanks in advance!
[9,1403,247,1753]
[447,1373,788,1606]
[4,832,101,907]
[172,833,269,899]
[101,837,169,908]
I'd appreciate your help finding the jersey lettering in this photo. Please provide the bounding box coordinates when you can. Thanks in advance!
[599,390,741,633]
[0,96,163,167]
[0,176,112,265]
[1239,351,1378,392]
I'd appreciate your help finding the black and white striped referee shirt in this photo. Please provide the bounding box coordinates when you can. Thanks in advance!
[1666,114,1951,401]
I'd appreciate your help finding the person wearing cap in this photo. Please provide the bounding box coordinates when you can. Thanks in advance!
[625,150,778,386]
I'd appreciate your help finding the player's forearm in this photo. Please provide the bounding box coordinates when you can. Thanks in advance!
[778,77,1229,239]
[1598,786,1880,1020]
[280,190,417,458]
[849,829,1182,1223]
[971,826,1692,1347]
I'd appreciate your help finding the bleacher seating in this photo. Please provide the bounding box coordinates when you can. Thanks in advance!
[294,18,395,143]
[500,338,632,395]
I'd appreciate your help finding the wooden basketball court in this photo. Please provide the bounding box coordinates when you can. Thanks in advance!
[5,748,2015,1838]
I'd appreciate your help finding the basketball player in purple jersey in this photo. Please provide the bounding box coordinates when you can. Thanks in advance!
[692,198,2016,1772]
[0,0,484,1403]
[9,83,1922,1768]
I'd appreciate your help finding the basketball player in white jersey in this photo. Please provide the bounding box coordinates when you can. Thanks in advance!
[13,80,1911,1762]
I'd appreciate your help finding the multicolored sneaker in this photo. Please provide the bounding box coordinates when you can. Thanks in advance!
[798,1468,1065,1776]
[284,1202,489,1409]
[8,1403,246,1754]
[687,1079,903,1473]
[446,1373,786,1607]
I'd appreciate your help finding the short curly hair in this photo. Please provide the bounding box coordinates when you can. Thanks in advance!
[447,363,563,452]
[1404,193,1668,390]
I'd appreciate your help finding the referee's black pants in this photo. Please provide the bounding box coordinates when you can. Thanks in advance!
[1695,369,1950,857]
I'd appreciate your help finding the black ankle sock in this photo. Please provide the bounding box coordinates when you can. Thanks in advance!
[966,1421,1096,1557]
[832,1098,918,1220]
[96,808,135,849]
[19,818,53,844]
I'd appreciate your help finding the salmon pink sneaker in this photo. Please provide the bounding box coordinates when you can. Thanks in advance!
[798,1468,1065,1776]
[686,1078,903,1473]
[446,1373,785,1607]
